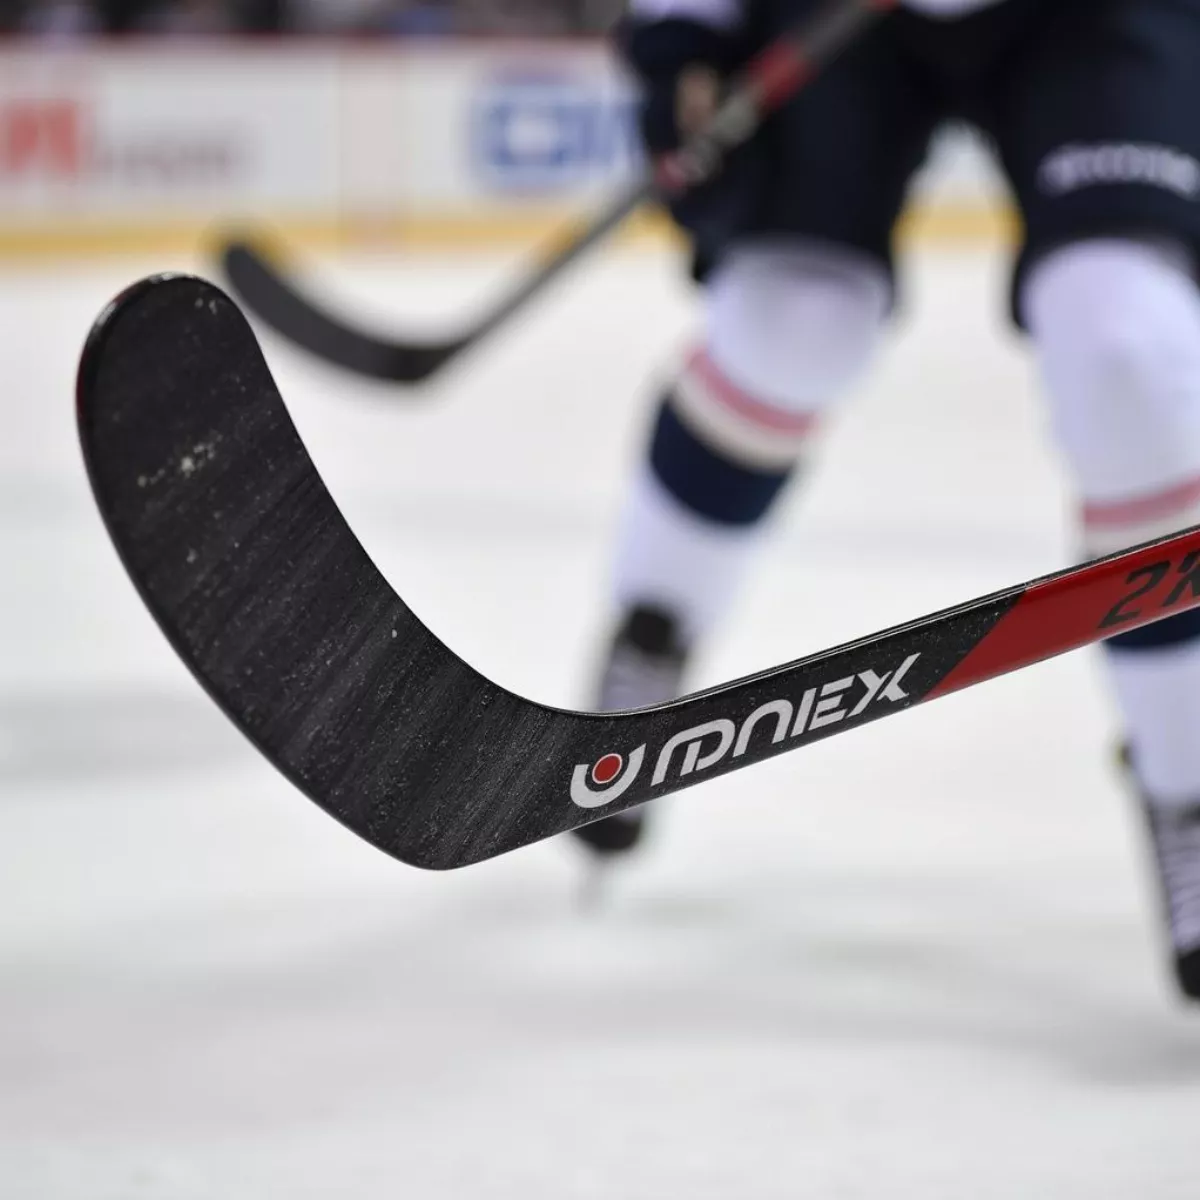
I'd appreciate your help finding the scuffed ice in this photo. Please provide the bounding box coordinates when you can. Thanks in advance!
[3,249,1199,1200]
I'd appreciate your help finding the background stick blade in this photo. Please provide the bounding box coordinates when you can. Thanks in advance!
[222,241,460,384]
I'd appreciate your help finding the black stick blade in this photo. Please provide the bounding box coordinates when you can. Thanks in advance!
[221,241,461,384]
[77,274,591,868]
[74,275,969,870]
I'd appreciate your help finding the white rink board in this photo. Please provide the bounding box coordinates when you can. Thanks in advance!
[0,47,341,221]
[0,41,1006,250]
[341,43,644,212]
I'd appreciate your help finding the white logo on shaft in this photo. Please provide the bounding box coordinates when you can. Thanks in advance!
[569,745,646,808]
[569,653,920,809]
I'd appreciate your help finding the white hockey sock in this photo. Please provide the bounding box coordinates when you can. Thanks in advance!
[1107,641,1200,806]
[1025,238,1200,807]
[612,240,889,643]
[612,466,766,644]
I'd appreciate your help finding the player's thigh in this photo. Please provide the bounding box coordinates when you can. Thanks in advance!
[754,21,940,272]
[683,16,939,279]
[995,0,1200,313]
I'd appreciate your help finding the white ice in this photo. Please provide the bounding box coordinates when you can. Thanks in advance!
[2,241,1199,1199]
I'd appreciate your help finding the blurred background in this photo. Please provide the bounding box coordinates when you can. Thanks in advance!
[3,5,1200,1200]
[2,0,620,35]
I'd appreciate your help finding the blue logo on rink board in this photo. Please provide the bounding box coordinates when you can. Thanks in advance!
[471,72,642,193]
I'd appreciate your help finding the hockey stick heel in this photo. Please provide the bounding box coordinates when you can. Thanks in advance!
[79,274,1200,870]
[78,274,545,869]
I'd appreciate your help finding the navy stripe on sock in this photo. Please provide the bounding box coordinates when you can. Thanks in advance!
[1107,605,1200,652]
[649,398,792,526]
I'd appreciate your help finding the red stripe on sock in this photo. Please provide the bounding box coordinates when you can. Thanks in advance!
[688,348,818,437]
[1083,475,1200,530]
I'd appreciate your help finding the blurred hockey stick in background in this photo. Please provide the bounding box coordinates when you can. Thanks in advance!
[219,0,896,386]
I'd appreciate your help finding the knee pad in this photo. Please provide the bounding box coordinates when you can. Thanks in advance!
[672,240,891,471]
[652,240,889,524]
[1024,238,1200,557]
[619,242,888,637]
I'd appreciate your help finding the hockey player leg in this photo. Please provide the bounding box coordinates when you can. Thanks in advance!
[573,239,889,859]
[1025,237,1200,1001]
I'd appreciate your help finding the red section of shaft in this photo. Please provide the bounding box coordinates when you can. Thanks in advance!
[653,155,688,195]
[750,43,814,111]
[929,527,1200,700]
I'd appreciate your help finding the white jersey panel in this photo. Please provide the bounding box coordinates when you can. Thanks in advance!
[627,0,742,29]
[627,0,1010,30]
[901,0,1010,17]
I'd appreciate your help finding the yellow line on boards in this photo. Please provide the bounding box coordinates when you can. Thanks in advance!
[0,203,1018,263]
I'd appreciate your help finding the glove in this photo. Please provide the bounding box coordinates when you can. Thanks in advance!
[900,0,1008,17]
[615,14,760,277]
[617,16,746,153]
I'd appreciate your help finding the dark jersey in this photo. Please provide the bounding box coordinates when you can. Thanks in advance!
[626,0,1200,320]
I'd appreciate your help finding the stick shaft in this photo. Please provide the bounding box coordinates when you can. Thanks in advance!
[462,0,894,351]
[221,0,894,383]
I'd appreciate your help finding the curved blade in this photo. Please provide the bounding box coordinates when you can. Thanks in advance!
[222,241,462,384]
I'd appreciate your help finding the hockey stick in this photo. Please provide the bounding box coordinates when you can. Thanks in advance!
[220,0,896,385]
[79,275,1200,870]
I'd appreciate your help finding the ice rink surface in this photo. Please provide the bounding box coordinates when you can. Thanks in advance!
[3,240,1200,1198]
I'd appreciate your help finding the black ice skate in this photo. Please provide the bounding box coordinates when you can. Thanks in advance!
[1122,747,1200,1002]
[570,605,689,860]
[1141,800,1200,1002]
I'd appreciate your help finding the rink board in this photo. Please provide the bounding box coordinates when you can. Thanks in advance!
[0,39,1012,259]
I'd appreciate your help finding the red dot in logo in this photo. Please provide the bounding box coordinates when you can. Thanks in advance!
[591,753,623,786]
